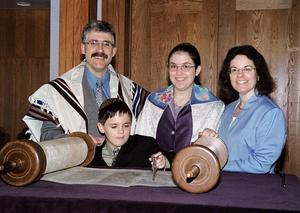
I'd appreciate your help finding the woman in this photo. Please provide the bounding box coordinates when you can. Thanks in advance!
[217,44,286,173]
[135,42,224,164]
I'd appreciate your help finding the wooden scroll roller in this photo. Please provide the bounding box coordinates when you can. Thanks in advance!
[172,136,228,193]
[0,132,95,186]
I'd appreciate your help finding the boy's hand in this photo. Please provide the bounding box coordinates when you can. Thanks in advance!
[149,152,166,169]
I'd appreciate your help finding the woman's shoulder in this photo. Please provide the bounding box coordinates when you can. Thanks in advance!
[253,95,282,112]
[147,86,172,108]
[192,84,221,104]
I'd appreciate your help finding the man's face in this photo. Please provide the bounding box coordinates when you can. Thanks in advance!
[81,30,117,77]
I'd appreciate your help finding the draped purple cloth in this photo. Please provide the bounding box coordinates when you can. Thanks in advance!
[0,172,299,213]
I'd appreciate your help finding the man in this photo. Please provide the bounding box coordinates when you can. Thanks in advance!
[23,20,148,144]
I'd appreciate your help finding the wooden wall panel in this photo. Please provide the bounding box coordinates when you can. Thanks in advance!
[0,0,96,141]
[285,0,300,176]
[217,0,236,74]
[131,0,219,91]
[233,1,298,176]
[201,0,219,92]
[0,10,50,141]
[102,0,128,76]
[130,0,151,90]
[59,0,89,74]
[235,9,289,114]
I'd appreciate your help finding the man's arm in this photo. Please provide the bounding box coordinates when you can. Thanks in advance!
[40,121,65,141]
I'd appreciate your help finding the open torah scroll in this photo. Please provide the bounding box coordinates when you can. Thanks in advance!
[41,167,177,187]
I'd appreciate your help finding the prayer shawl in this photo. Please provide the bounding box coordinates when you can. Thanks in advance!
[135,84,225,144]
[23,61,148,142]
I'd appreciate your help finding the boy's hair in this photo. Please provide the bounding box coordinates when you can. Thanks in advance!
[98,98,132,125]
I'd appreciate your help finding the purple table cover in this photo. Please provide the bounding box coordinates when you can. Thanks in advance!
[0,172,299,213]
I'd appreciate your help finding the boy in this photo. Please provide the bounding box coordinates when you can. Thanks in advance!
[88,98,165,169]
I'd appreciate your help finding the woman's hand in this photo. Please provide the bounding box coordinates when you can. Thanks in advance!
[198,128,218,138]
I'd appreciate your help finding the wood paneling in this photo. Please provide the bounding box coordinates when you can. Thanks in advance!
[217,0,236,73]
[130,0,151,89]
[236,0,292,10]
[0,9,50,141]
[285,0,300,176]
[59,0,90,74]
[130,0,219,92]
[102,0,129,76]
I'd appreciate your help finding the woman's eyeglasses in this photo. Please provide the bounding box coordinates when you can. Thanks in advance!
[169,63,195,72]
[229,66,256,75]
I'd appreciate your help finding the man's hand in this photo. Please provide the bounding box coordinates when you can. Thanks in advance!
[89,134,105,146]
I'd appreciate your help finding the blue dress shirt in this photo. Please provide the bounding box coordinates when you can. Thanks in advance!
[218,95,286,174]
[84,66,111,99]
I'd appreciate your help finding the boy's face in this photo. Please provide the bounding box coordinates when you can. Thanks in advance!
[97,112,131,148]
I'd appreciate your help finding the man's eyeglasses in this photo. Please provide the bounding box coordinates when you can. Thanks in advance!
[169,63,195,72]
[229,66,256,75]
[83,40,115,49]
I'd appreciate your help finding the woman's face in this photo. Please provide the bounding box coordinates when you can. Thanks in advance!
[168,51,201,92]
[229,54,258,99]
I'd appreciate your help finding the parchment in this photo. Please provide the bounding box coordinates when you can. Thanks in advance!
[41,137,88,173]
[41,167,177,187]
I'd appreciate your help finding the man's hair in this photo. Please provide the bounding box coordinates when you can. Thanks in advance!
[98,98,132,125]
[81,20,116,46]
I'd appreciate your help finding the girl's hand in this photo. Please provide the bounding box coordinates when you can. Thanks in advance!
[198,128,218,138]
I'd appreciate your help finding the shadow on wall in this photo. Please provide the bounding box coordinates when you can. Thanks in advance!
[17,128,31,140]
[0,127,10,150]
[0,127,31,151]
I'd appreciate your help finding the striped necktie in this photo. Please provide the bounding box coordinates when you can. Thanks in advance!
[111,147,120,166]
[95,80,105,107]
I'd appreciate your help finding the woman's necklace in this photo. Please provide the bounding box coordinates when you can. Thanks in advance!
[238,104,243,110]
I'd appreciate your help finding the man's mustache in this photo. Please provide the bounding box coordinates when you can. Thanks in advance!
[91,52,108,59]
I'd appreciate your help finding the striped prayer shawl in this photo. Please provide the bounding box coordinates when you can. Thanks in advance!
[26,78,88,129]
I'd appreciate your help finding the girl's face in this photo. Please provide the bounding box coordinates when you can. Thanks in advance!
[97,112,131,148]
[229,54,258,100]
[168,51,201,92]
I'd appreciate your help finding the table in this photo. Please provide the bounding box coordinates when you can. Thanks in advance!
[0,172,299,213]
